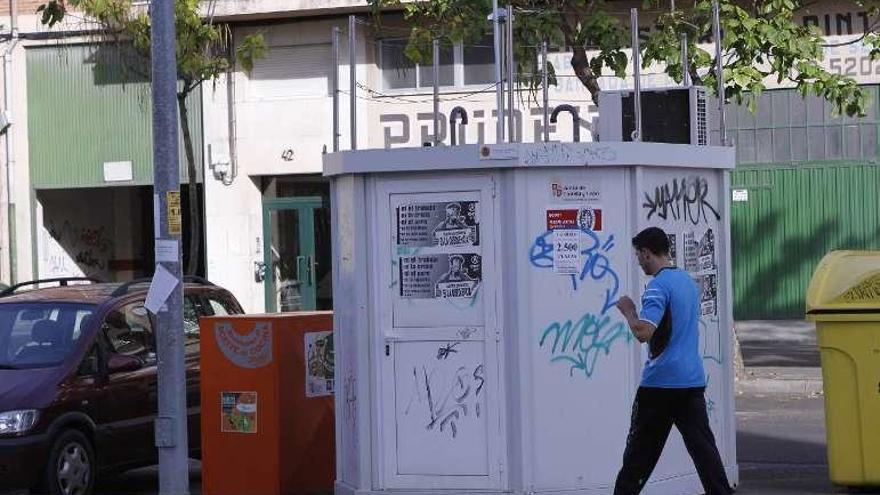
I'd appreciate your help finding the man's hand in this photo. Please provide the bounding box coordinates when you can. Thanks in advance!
[616,295,637,319]
[617,295,655,343]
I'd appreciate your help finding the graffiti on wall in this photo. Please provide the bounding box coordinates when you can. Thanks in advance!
[529,223,632,378]
[45,220,114,277]
[539,312,633,379]
[530,227,621,314]
[403,358,485,439]
[642,177,721,225]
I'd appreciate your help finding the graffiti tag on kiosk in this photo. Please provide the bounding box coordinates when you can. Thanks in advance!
[529,228,620,314]
[404,362,485,438]
[642,177,721,225]
[539,312,632,379]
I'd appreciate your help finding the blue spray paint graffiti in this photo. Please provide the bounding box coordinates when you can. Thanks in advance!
[539,312,633,379]
[529,228,621,314]
[700,319,724,365]
[705,373,717,419]
[699,320,724,419]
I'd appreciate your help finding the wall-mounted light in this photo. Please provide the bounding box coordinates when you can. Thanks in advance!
[208,143,233,186]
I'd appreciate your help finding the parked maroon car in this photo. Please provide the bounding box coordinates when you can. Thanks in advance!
[0,277,243,495]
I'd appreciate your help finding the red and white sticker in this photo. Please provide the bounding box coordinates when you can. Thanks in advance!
[546,207,603,232]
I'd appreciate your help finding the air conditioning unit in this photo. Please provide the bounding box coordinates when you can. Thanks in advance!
[597,86,709,146]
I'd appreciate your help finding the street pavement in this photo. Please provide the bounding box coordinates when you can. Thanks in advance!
[82,394,851,495]
[735,320,820,368]
[11,320,879,495]
[80,392,843,495]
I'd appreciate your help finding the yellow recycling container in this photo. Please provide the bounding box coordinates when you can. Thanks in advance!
[806,250,880,487]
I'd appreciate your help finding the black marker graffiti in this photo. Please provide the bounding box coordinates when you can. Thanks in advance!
[436,342,459,360]
[642,177,721,225]
[404,363,485,439]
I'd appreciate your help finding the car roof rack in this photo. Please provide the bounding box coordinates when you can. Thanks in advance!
[110,275,215,297]
[0,277,101,297]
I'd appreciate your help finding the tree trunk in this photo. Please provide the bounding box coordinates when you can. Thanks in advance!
[570,46,602,105]
[177,94,201,276]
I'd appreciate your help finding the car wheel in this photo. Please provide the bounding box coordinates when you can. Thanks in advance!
[43,430,95,495]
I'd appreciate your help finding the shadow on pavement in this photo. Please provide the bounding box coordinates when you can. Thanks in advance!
[738,430,826,466]
[740,341,821,367]
[735,431,880,494]
[92,462,201,495]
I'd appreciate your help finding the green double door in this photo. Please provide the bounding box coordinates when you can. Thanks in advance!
[262,197,331,312]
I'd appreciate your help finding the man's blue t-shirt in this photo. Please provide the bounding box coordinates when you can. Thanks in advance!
[638,267,706,388]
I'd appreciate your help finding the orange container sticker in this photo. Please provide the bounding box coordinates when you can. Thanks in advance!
[220,391,258,434]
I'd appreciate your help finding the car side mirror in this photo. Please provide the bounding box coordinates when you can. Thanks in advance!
[107,354,142,374]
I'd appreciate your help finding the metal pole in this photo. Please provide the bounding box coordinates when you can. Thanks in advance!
[630,8,642,141]
[10,0,16,28]
[332,26,340,152]
[150,0,188,493]
[542,40,549,142]
[492,0,504,143]
[681,33,690,86]
[506,5,515,142]
[4,0,18,284]
[713,0,727,146]
[433,39,440,146]
[349,15,357,150]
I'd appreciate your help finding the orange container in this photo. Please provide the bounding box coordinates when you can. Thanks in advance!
[200,312,335,495]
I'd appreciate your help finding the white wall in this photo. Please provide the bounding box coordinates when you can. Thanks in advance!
[234,20,350,174]
[203,18,373,313]
[202,64,265,313]
[210,0,366,20]
[11,40,33,283]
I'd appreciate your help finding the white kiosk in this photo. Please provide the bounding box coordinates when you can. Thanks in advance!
[325,142,738,495]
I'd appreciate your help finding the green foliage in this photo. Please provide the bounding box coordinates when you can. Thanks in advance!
[369,0,873,116]
[36,0,267,95]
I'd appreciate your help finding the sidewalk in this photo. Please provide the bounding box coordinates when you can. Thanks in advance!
[735,320,824,396]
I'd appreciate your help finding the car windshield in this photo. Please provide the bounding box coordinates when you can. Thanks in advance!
[0,303,97,369]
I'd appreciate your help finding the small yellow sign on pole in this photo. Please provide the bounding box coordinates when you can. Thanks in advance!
[167,191,182,236]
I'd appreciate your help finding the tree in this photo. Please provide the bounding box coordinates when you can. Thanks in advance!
[36,0,267,275]
[368,0,878,116]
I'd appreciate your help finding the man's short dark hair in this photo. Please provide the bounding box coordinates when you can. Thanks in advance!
[632,227,670,256]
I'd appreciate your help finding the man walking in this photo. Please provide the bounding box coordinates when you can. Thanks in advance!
[613,227,732,495]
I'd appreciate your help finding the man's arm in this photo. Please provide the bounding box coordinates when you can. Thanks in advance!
[616,296,656,343]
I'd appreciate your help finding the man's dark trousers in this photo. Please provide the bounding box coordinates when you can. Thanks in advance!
[613,386,733,495]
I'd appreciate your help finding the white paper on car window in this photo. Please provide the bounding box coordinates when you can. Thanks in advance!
[145,264,179,314]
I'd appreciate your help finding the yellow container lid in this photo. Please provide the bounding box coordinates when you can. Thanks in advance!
[806,250,880,313]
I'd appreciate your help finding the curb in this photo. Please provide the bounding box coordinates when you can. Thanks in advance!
[736,377,824,396]
[735,367,824,396]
